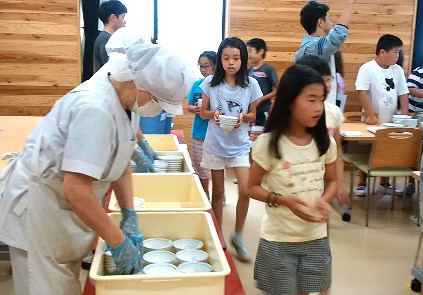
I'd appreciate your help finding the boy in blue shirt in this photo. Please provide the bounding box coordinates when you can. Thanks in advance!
[294,0,356,105]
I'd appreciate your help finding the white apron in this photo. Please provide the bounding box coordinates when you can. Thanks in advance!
[0,93,136,294]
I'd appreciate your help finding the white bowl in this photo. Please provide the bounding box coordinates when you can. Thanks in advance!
[178,262,212,273]
[404,118,418,127]
[143,263,178,274]
[143,238,173,252]
[219,114,238,121]
[143,250,177,264]
[176,249,209,263]
[173,239,204,251]
[393,114,412,119]
[220,124,235,132]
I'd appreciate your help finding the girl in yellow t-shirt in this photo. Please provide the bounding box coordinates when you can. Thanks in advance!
[247,64,337,295]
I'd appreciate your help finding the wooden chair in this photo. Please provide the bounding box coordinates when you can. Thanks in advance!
[343,111,366,123]
[353,128,422,226]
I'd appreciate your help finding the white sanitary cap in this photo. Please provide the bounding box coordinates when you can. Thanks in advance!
[126,43,194,115]
[105,27,145,55]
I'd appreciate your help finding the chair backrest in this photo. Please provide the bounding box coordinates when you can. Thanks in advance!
[369,127,422,169]
[343,111,366,123]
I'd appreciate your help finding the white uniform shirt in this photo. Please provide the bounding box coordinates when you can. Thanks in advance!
[0,72,137,250]
[20,73,137,181]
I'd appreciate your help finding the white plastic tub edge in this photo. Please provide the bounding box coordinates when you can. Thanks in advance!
[90,212,230,295]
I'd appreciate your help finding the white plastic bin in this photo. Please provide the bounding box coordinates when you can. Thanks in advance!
[108,174,210,212]
[90,212,230,295]
[143,134,180,151]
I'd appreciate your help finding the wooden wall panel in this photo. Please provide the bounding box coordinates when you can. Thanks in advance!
[0,0,80,116]
[228,0,417,111]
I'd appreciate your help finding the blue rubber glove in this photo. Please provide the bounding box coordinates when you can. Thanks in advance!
[109,235,142,275]
[120,207,144,255]
[138,139,158,161]
[131,146,153,173]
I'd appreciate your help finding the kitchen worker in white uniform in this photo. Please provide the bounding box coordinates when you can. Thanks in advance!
[0,43,193,295]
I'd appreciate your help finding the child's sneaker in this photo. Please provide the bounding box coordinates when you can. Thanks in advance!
[230,233,251,262]
[355,185,367,197]
[342,213,351,222]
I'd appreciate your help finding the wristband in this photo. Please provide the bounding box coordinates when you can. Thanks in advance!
[266,192,279,207]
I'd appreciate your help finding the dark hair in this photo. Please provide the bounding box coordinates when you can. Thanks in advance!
[99,0,128,24]
[246,38,267,58]
[376,34,403,55]
[198,51,217,68]
[265,64,329,158]
[300,1,329,35]
[334,51,344,76]
[296,54,331,76]
[211,37,249,88]
[396,50,404,67]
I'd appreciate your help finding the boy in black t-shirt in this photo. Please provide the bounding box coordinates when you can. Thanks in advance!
[246,38,279,126]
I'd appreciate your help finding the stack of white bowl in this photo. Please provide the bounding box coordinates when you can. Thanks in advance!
[218,115,238,131]
[152,159,168,173]
[157,155,184,172]
[392,114,413,126]
[249,125,264,141]
[103,251,116,275]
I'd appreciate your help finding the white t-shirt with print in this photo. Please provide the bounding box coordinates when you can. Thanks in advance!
[200,75,262,157]
[355,60,408,123]
[252,133,337,243]
[325,101,344,134]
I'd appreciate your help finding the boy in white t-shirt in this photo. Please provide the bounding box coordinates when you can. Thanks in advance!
[354,34,410,196]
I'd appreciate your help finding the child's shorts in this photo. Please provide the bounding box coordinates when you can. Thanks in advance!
[254,237,331,295]
[201,150,249,170]
[191,138,211,179]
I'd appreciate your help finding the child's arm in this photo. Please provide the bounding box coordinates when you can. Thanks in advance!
[321,161,337,203]
[333,128,348,205]
[199,93,215,120]
[247,161,326,223]
[357,90,378,124]
[399,93,409,115]
[240,100,258,123]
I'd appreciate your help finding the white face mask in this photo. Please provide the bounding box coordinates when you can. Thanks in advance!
[131,99,163,117]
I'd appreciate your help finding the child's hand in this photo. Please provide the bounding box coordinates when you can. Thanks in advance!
[234,113,243,129]
[284,195,326,223]
[365,115,378,125]
[194,104,201,115]
[313,198,330,222]
[214,110,221,126]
